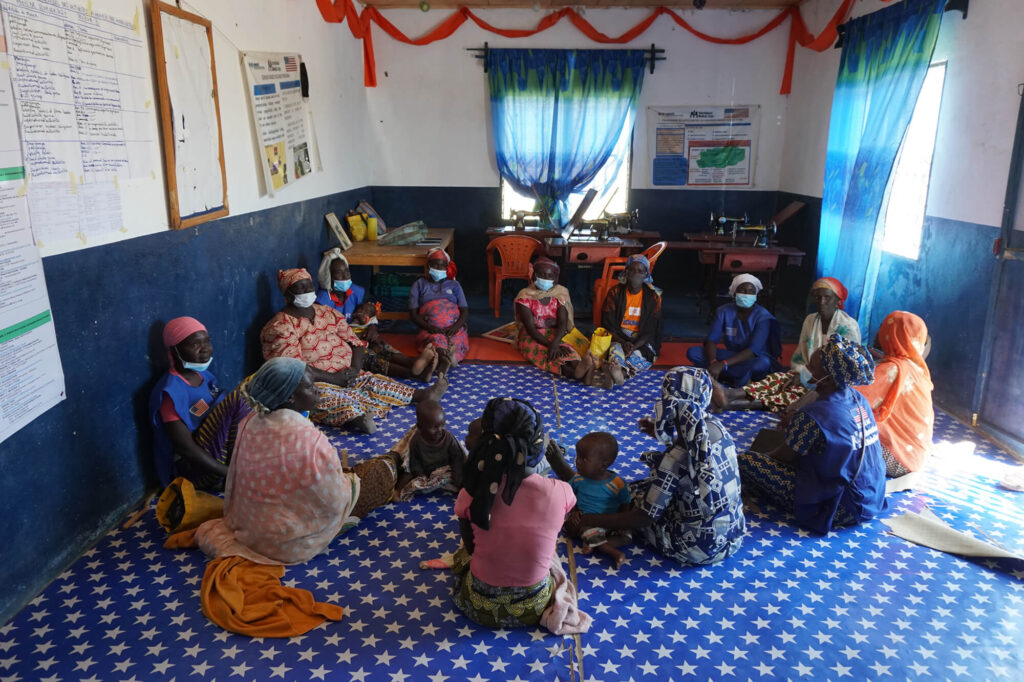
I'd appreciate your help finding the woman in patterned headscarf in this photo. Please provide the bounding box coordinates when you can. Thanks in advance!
[260,267,447,433]
[568,367,747,566]
[856,311,934,477]
[738,334,887,534]
[451,398,585,631]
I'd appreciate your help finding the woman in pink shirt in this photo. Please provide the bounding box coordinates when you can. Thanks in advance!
[452,398,587,631]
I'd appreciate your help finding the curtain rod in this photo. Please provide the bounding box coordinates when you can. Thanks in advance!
[835,0,968,49]
[467,42,666,75]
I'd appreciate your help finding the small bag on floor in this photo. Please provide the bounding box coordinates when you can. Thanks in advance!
[561,327,590,357]
[155,477,224,534]
[589,327,612,364]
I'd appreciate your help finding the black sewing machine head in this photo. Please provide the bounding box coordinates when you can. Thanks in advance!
[601,209,639,234]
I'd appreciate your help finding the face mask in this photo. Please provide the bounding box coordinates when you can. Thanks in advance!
[292,292,316,308]
[333,279,352,292]
[806,372,831,390]
[534,278,554,291]
[428,268,447,282]
[299,410,310,420]
[735,293,757,309]
[798,366,814,389]
[627,274,646,289]
[176,348,211,373]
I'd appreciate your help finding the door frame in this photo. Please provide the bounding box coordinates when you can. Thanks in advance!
[971,87,1024,456]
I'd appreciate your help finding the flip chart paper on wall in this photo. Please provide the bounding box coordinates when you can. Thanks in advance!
[242,52,315,196]
[647,105,760,188]
[0,24,65,445]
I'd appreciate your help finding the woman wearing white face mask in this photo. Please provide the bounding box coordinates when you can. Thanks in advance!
[261,268,447,434]
[686,273,780,388]
[314,248,366,321]
[409,248,470,376]
[514,258,591,379]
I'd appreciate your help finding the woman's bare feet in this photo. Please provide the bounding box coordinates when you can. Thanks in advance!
[574,352,595,380]
[413,374,449,403]
[412,344,436,378]
[345,413,377,434]
[436,345,453,377]
[608,359,626,386]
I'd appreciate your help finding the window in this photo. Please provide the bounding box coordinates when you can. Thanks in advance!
[880,62,946,260]
[500,117,632,224]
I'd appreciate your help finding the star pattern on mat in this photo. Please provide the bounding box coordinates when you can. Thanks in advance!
[1,364,1022,682]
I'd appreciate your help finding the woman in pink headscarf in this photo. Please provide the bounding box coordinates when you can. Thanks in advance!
[409,248,469,375]
[148,317,252,489]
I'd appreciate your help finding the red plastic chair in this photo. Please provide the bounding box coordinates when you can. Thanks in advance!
[486,235,544,318]
[592,241,667,325]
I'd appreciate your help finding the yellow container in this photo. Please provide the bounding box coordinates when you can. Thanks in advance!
[367,216,378,241]
[347,214,367,241]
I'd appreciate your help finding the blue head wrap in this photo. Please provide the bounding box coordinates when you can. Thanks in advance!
[623,254,654,285]
[242,357,307,412]
[819,334,875,390]
[653,367,713,454]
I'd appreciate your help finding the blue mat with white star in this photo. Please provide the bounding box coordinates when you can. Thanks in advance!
[2,364,1023,681]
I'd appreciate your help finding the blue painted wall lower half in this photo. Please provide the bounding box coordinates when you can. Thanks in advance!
[871,215,1000,419]
[0,188,369,623]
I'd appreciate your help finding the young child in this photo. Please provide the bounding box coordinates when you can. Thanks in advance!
[546,432,631,567]
[393,400,466,501]
[350,301,438,380]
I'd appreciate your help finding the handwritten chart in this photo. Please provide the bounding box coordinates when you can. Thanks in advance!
[1,0,156,245]
[0,14,65,445]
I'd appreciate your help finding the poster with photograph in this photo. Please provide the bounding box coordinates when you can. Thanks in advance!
[242,51,315,195]
[647,106,759,187]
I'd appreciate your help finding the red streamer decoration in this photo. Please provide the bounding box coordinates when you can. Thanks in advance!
[316,0,861,93]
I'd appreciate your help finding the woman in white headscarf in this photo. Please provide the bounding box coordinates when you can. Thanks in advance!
[315,248,365,320]
[686,273,780,387]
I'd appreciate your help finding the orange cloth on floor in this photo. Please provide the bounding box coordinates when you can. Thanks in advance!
[164,528,198,549]
[200,556,344,637]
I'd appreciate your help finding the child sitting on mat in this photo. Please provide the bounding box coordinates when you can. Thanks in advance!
[350,300,437,381]
[393,400,465,501]
[545,432,631,568]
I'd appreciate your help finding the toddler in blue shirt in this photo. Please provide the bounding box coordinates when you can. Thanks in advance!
[546,432,631,567]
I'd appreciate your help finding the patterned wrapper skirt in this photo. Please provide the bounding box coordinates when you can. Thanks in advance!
[179,388,252,490]
[515,326,580,375]
[608,341,656,381]
[737,450,855,526]
[347,453,399,518]
[416,299,469,362]
[396,465,458,502]
[450,547,553,628]
[311,373,415,426]
[744,372,808,413]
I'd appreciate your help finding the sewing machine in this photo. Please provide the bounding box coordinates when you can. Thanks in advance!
[501,209,548,230]
[709,212,776,247]
[601,209,639,234]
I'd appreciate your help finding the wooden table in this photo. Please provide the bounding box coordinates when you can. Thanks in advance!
[342,228,454,319]
[544,236,644,264]
[343,228,454,268]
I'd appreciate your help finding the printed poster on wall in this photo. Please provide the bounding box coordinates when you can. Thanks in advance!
[242,51,314,196]
[0,17,66,445]
[647,105,759,187]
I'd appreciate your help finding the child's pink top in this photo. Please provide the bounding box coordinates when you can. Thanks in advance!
[455,474,575,587]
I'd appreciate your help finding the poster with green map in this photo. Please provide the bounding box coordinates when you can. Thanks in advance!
[648,105,758,187]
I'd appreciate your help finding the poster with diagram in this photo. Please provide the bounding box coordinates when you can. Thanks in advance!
[647,105,759,187]
[242,51,314,196]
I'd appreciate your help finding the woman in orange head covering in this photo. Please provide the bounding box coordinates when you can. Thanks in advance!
[856,311,934,476]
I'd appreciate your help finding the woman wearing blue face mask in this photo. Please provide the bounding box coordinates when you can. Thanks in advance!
[686,273,780,388]
[149,316,252,490]
[314,248,365,320]
[409,248,470,375]
[514,258,591,379]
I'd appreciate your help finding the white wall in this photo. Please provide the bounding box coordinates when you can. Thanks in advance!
[779,0,1024,229]
[38,0,370,256]
[363,7,794,191]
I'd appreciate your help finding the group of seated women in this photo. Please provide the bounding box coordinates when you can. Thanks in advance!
[148,246,936,634]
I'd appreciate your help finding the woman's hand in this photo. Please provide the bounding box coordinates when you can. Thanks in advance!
[332,367,361,387]
[785,372,803,390]
[638,416,656,438]
[563,507,584,536]
[548,344,569,361]
[444,323,461,338]
[621,342,635,357]
[708,360,725,380]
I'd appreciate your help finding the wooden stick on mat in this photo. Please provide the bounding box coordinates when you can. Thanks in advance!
[341,448,349,468]
[121,491,157,529]
[552,378,562,430]
[565,538,584,682]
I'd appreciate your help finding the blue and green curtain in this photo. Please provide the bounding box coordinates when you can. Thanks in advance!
[818,0,945,331]
[486,49,645,227]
